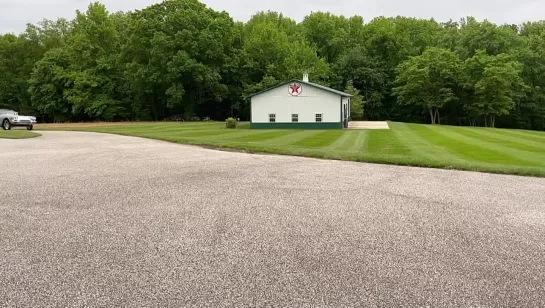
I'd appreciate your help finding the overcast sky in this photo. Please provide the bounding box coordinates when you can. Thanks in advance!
[1,0,544,34]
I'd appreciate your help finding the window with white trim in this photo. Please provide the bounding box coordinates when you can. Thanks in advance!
[269,114,276,123]
[315,114,323,122]
[292,114,298,122]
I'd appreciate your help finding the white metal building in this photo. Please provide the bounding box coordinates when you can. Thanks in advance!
[249,74,353,129]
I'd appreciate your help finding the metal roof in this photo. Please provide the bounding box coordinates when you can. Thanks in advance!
[248,79,353,98]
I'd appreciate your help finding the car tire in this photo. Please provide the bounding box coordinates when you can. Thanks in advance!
[2,119,11,130]
[27,125,34,131]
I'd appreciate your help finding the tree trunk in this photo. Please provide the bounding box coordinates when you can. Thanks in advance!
[151,93,158,121]
[484,115,488,127]
[429,108,435,124]
[435,109,441,125]
[491,115,496,128]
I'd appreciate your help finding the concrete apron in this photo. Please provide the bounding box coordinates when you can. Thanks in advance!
[348,121,390,130]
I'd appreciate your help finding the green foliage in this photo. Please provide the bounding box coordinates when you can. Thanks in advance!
[456,17,519,59]
[394,47,462,124]
[0,34,41,114]
[28,48,74,122]
[512,32,545,130]
[244,11,300,40]
[462,51,526,127]
[242,15,330,96]
[225,117,237,129]
[334,45,389,120]
[344,81,363,120]
[0,1,545,131]
[301,12,350,63]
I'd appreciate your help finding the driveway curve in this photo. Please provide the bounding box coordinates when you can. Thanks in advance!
[1,131,545,307]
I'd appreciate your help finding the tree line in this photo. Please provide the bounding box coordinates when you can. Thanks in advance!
[1,0,545,130]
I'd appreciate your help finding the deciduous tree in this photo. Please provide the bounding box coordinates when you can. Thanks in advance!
[462,51,526,127]
[394,47,462,124]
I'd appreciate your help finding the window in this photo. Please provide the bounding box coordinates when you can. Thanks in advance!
[269,114,276,123]
[315,114,323,122]
[292,114,298,122]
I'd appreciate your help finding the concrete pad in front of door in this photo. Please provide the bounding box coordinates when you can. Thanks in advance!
[347,121,390,130]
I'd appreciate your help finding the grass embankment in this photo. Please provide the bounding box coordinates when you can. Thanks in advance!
[38,122,545,177]
[0,129,41,139]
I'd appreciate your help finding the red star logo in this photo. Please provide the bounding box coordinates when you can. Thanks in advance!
[289,83,301,96]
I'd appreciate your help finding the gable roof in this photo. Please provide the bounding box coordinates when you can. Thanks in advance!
[248,79,353,98]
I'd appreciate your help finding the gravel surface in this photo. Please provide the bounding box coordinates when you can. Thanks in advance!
[1,131,545,307]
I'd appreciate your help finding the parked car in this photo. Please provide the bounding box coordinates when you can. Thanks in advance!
[0,109,37,130]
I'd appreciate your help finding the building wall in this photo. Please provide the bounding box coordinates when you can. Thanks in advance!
[251,84,341,125]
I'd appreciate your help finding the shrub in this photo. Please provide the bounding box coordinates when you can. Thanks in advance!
[225,117,237,129]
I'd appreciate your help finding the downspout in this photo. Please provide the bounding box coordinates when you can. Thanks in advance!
[340,96,343,129]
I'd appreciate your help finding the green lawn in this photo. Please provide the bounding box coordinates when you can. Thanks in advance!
[0,129,41,139]
[41,122,545,176]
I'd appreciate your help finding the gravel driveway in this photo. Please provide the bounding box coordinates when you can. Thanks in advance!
[1,131,545,307]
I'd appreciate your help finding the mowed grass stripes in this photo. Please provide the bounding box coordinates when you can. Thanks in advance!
[38,122,545,177]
